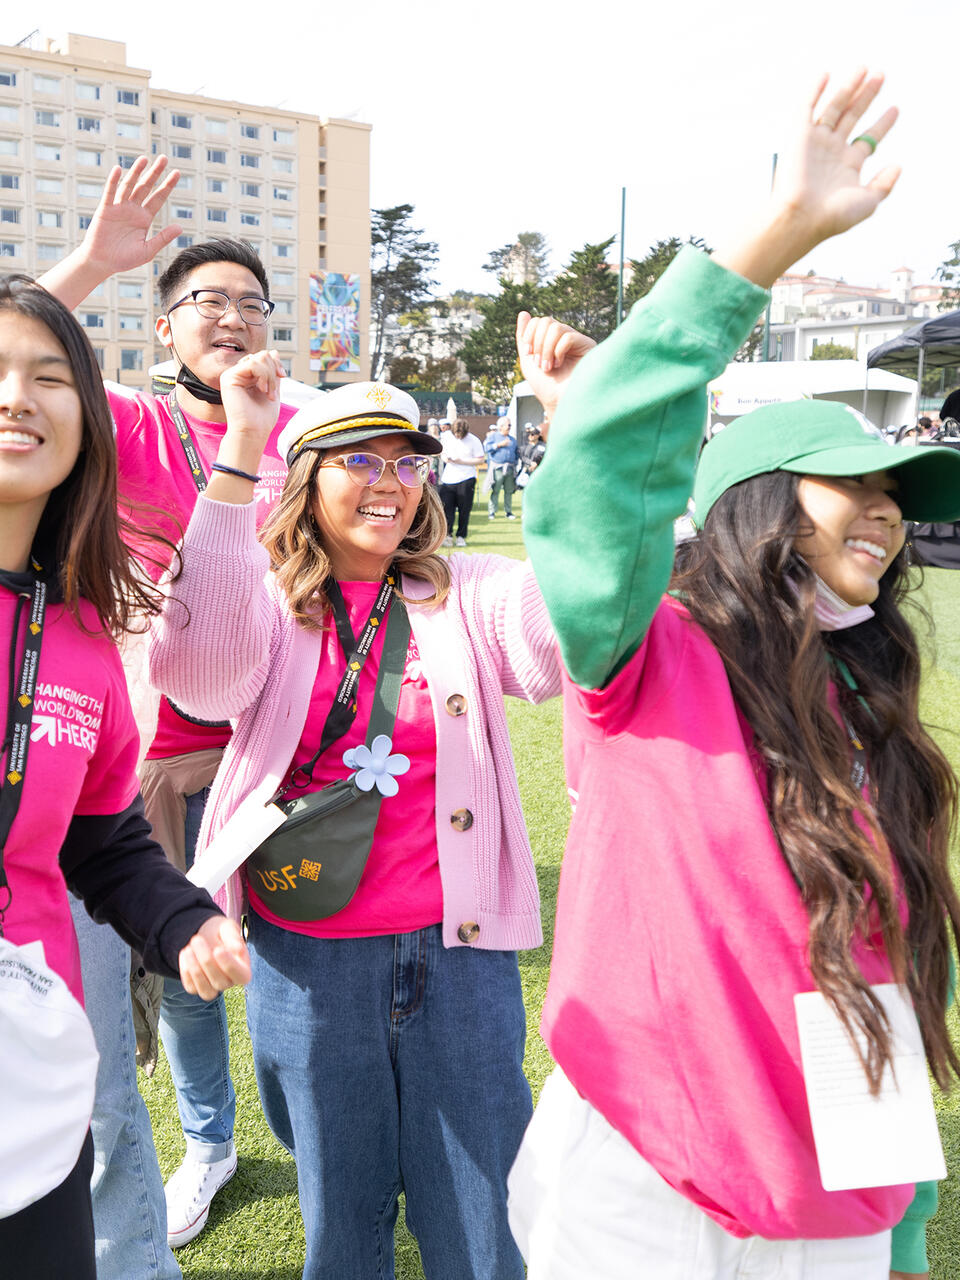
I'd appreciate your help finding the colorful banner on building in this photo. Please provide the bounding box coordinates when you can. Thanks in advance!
[309,271,361,373]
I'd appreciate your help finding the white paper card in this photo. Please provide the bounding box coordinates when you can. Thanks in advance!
[795,984,945,1191]
[186,793,286,896]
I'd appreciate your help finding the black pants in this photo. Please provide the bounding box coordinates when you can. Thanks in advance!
[0,1131,96,1279]
[439,478,476,539]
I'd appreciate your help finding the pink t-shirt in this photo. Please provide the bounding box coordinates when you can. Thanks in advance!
[108,386,296,759]
[542,594,914,1242]
[0,589,140,1005]
[247,582,443,936]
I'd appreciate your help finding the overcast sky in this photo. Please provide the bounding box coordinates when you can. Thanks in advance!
[8,0,956,296]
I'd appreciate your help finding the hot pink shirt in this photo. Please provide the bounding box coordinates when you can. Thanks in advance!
[0,590,140,1004]
[249,581,443,936]
[108,386,296,759]
[542,594,914,1242]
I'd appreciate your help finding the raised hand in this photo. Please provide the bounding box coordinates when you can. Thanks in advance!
[515,312,597,425]
[83,155,183,274]
[713,70,899,289]
[206,350,285,502]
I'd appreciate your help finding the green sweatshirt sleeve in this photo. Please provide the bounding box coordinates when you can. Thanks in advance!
[890,1178,936,1273]
[524,246,767,690]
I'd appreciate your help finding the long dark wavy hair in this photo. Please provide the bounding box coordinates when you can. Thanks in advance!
[0,276,172,635]
[673,469,960,1092]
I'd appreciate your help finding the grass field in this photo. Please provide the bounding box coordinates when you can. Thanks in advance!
[141,490,960,1278]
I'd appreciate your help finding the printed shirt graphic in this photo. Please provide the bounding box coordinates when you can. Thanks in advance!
[248,582,443,937]
[109,387,297,758]
[0,590,140,1005]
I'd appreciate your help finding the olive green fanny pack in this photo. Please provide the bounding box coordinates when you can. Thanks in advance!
[246,599,410,923]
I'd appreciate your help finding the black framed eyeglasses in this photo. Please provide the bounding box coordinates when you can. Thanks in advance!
[168,289,275,324]
[318,452,432,488]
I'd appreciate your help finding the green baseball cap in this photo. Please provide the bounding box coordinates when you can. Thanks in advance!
[692,399,960,527]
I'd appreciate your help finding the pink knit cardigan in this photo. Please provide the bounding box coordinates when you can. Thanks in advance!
[149,497,559,950]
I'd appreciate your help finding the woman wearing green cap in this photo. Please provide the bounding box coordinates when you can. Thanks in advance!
[510,72,957,1279]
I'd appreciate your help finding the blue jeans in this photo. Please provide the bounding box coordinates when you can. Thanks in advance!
[158,786,236,1162]
[246,915,530,1280]
[69,894,181,1280]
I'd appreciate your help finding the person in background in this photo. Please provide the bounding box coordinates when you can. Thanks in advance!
[438,419,484,546]
[486,421,519,519]
[40,156,302,1258]
[519,424,546,477]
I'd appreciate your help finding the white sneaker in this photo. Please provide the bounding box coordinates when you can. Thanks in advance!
[165,1146,238,1248]
[456,536,467,547]
[442,535,454,546]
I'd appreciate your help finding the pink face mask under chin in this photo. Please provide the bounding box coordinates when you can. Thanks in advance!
[812,574,875,631]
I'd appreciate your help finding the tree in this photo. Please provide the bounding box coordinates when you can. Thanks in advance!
[460,280,543,402]
[624,236,710,311]
[543,238,618,343]
[385,353,422,384]
[482,232,550,286]
[369,205,438,379]
[935,239,960,312]
[810,341,856,360]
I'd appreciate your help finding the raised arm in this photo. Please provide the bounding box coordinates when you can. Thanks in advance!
[523,70,899,690]
[38,155,182,309]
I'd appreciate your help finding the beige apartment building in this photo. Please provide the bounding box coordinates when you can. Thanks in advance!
[0,32,370,388]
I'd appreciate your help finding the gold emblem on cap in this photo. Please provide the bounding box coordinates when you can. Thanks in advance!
[366,383,392,409]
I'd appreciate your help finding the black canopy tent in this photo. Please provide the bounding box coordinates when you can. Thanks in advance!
[866,310,960,422]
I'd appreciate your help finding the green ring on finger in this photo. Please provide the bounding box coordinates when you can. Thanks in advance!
[853,133,878,154]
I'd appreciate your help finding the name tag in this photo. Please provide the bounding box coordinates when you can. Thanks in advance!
[186,793,287,896]
[795,984,945,1190]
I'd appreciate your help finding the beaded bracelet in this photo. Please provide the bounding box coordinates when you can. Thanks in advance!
[211,462,261,483]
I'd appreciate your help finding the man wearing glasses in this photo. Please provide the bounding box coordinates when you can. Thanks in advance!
[40,157,301,1274]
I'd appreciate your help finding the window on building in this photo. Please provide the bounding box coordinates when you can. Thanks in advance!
[171,112,192,129]
[279,358,292,376]
[78,214,92,230]
[240,181,260,197]
[240,124,260,139]
[36,177,61,193]
[81,313,104,328]
[89,283,105,297]
[273,185,292,202]
[0,106,17,123]
[243,239,261,253]
[175,234,194,248]
[89,346,104,369]
[240,153,259,169]
[274,243,292,258]
[206,177,228,194]
[34,110,61,127]
[0,140,19,156]
[240,212,260,227]
[0,72,17,88]
[76,83,101,101]
[207,208,228,223]
[150,109,158,124]
[174,205,193,220]
[33,75,62,95]
[37,243,61,260]
[117,89,140,107]
[0,173,18,188]
[120,349,143,371]
[77,149,102,167]
[37,210,62,228]
[116,121,141,139]
[273,213,294,231]
[118,282,143,299]
[178,174,193,190]
[273,127,294,145]
[117,154,138,170]
[205,118,228,135]
[76,115,100,133]
[206,148,227,164]
[272,327,293,342]
[0,241,17,257]
[273,156,294,174]
[35,143,62,161]
[119,313,143,330]
[77,180,101,197]
[172,143,192,160]
[273,298,293,316]
[0,207,18,223]
[272,271,294,288]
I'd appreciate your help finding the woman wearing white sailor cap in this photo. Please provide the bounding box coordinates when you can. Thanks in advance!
[150,365,559,1279]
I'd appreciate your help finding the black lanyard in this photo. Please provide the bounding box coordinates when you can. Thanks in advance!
[0,573,47,935]
[166,393,208,493]
[284,570,399,794]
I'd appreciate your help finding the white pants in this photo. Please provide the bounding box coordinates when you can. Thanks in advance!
[507,1068,892,1280]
